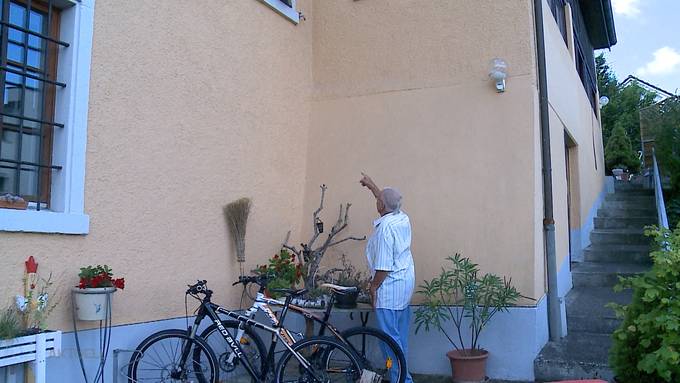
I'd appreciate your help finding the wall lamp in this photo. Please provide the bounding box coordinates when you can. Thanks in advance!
[489,58,508,93]
[599,95,609,108]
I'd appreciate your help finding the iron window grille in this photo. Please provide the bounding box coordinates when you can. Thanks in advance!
[0,0,67,210]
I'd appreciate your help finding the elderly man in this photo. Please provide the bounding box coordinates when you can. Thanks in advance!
[360,173,415,383]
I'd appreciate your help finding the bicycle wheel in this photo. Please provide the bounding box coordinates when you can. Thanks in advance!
[198,320,267,382]
[128,329,218,383]
[276,336,363,383]
[341,327,407,383]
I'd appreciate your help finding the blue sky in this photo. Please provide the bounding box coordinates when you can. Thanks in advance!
[602,0,680,94]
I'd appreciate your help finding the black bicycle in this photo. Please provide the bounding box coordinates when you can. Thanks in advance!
[198,275,407,383]
[127,280,369,383]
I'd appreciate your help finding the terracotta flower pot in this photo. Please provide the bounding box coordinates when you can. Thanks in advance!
[446,349,489,383]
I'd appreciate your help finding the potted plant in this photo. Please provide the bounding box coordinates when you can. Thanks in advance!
[608,225,680,382]
[253,249,303,299]
[0,257,62,381]
[73,265,125,321]
[414,253,521,383]
[0,193,27,210]
[319,254,370,309]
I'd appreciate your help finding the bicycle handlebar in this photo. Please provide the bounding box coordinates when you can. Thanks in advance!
[186,280,210,295]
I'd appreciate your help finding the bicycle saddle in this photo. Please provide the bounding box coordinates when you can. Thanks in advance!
[320,283,359,294]
[269,288,308,298]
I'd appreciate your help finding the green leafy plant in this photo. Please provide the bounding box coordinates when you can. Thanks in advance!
[16,273,59,331]
[605,124,641,174]
[78,265,125,289]
[0,307,21,340]
[609,225,680,382]
[254,249,302,298]
[414,253,521,355]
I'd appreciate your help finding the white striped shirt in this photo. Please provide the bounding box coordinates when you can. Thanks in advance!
[366,211,415,310]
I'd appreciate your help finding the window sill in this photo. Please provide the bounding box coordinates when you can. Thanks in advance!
[260,0,300,24]
[0,208,89,234]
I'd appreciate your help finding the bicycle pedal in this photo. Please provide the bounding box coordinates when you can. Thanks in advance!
[359,369,381,383]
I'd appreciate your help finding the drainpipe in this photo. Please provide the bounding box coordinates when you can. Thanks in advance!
[534,0,563,341]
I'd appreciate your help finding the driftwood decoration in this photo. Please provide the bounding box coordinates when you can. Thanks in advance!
[224,197,252,275]
[283,185,366,291]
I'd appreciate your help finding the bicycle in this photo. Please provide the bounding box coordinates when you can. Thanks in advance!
[198,275,407,383]
[127,280,370,383]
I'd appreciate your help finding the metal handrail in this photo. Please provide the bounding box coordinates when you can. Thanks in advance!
[652,148,669,230]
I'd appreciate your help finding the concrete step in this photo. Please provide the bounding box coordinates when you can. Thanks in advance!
[566,287,632,333]
[604,194,655,203]
[601,200,656,211]
[611,188,654,196]
[590,229,651,246]
[583,244,651,264]
[597,208,657,219]
[572,261,648,287]
[594,216,655,230]
[614,181,647,190]
[534,333,613,382]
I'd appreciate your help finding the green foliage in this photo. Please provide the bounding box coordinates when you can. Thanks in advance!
[597,54,657,159]
[254,249,302,298]
[647,98,680,192]
[609,226,680,382]
[605,124,641,173]
[0,307,22,340]
[414,253,521,352]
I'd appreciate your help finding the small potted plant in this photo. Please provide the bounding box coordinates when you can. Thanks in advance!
[0,193,27,210]
[414,253,520,383]
[0,257,62,378]
[320,255,370,309]
[73,265,125,321]
[253,249,303,299]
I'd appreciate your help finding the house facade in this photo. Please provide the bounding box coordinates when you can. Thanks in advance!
[0,0,615,381]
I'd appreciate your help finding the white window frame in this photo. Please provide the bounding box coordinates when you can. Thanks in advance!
[0,0,94,234]
[259,0,299,24]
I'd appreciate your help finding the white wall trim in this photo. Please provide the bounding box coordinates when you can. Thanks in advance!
[0,0,94,235]
[259,0,299,24]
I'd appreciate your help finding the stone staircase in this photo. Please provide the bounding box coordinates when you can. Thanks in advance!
[534,181,655,382]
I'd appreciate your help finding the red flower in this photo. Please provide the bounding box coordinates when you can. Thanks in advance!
[113,278,125,290]
[25,256,38,274]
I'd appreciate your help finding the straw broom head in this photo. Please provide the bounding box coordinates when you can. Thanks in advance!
[224,197,251,263]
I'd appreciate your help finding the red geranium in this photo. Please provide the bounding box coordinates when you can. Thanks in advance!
[77,265,125,290]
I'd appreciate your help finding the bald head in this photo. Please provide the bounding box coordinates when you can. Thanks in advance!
[380,187,402,214]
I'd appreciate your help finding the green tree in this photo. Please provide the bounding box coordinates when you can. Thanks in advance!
[649,98,680,191]
[605,123,640,173]
[597,54,657,152]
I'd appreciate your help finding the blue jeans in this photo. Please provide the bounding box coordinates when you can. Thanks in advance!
[375,308,414,383]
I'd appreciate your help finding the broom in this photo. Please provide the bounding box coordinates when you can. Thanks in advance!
[224,198,251,276]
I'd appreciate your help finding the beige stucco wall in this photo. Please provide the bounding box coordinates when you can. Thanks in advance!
[541,0,606,275]
[305,0,544,301]
[0,0,313,329]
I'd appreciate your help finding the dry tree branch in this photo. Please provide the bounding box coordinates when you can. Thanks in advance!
[281,231,301,257]
[308,184,327,249]
[328,235,367,247]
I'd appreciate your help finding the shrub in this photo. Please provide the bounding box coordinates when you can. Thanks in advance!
[605,124,640,174]
[609,226,680,382]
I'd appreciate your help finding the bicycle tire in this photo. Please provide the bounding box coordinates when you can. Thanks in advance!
[341,326,407,383]
[127,329,218,383]
[198,320,267,382]
[276,336,364,383]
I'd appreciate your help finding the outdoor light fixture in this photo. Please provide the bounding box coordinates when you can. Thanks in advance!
[599,95,610,108]
[489,58,508,93]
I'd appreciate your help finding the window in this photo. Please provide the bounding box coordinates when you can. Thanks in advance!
[260,0,299,24]
[0,0,61,206]
[548,0,568,45]
[0,0,94,234]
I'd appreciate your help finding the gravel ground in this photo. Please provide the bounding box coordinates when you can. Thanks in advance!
[412,374,534,383]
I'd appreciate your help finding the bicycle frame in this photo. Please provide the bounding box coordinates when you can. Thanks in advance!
[188,295,312,381]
